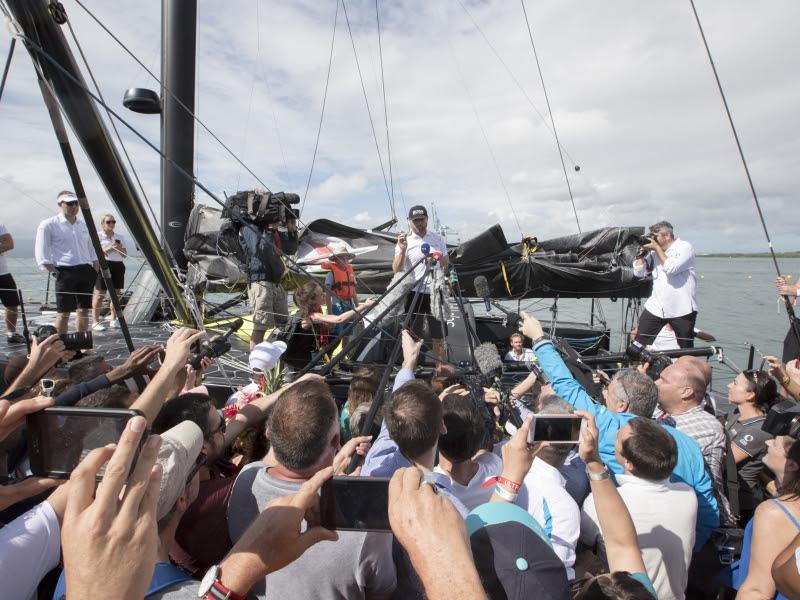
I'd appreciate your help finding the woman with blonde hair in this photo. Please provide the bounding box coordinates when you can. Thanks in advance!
[92,213,127,331]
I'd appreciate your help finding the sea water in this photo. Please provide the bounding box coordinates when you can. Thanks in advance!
[5,256,799,388]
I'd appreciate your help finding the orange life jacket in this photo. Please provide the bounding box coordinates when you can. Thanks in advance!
[322,261,357,301]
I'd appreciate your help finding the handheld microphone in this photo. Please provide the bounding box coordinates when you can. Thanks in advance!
[420,242,431,256]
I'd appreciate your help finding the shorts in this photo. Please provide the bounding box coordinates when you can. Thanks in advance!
[0,273,20,308]
[55,264,97,312]
[331,297,355,337]
[95,261,126,291]
[249,280,288,332]
[405,291,443,339]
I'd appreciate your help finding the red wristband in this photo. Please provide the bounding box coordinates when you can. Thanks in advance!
[482,476,521,493]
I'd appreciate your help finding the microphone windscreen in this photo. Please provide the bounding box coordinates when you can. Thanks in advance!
[474,275,490,298]
[474,342,503,377]
[420,242,431,256]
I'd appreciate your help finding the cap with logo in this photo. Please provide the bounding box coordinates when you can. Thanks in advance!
[408,205,428,220]
[466,502,569,600]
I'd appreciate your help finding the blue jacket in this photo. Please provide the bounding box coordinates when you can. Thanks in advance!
[239,224,298,284]
[534,340,720,549]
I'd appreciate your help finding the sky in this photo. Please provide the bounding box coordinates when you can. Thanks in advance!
[0,0,798,255]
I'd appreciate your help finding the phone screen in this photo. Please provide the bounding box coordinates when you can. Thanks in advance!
[320,476,391,532]
[529,415,582,444]
[27,407,145,479]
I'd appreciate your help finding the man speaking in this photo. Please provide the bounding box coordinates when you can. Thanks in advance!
[633,220,698,348]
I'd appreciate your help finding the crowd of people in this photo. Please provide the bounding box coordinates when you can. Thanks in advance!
[1,206,800,599]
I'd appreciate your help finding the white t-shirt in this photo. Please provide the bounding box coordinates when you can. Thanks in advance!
[434,452,503,512]
[0,223,10,275]
[97,230,126,262]
[580,474,697,600]
[394,230,447,293]
[633,238,698,318]
[505,348,536,362]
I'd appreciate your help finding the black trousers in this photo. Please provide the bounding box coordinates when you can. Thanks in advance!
[635,308,697,349]
[783,318,800,362]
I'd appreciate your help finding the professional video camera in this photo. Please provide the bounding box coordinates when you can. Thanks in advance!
[636,233,655,258]
[625,340,672,380]
[223,190,300,227]
[763,399,800,439]
[33,324,92,352]
[188,319,244,370]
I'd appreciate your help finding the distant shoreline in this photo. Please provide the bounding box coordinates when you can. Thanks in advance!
[699,252,800,258]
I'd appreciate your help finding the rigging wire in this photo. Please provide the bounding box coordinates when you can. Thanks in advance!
[0,37,14,102]
[688,0,800,349]
[518,0,581,234]
[235,0,260,190]
[301,0,339,217]
[71,0,271,193]
[453,0,580,170]
[374,0,395,218]
[444,33,524,238]
[340,0,395,219]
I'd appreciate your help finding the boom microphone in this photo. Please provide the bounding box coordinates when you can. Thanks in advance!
[473,275,520,327]
[474,342,503,379]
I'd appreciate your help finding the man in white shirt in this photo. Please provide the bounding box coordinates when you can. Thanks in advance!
[633,220,698,348]
[34,191,98,334]
[505,332,536,362]
[580,416,697,600]
[392,205,448,362]
[91,213,127,331]
[0,223,25,344]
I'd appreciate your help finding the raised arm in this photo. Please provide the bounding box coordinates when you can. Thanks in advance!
[0,231,13,253]
[392,233,407,273]
[310,298,376,326]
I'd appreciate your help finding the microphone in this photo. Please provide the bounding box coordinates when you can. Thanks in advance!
[474,342,503,379]
[420,242,431,256]
[474,275,492,313]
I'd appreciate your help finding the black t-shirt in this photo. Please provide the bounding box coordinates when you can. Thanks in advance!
[726,411,773,510]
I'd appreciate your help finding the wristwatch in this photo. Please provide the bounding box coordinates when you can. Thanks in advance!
[586,464,611,482]
[198,565,246,600]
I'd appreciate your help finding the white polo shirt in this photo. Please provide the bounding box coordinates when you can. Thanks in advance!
[0,223,10,275]
[35,214,94,269]
[394,230,446,293]
[633,238,698,318]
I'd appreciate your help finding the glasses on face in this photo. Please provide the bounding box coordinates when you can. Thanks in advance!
[62,201,78,207]
[105,219,116,224]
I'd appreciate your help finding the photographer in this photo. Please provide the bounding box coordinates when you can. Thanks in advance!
[633,221,698,349]
[239,211,298,350]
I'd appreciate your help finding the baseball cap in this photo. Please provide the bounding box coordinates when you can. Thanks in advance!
[466,502,569,600]
[249,340,287,373]
[57,191,78,204]
[156,420,204,520]
[408,205,428,220]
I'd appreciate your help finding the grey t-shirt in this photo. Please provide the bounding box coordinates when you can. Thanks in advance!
[226,461,396,600]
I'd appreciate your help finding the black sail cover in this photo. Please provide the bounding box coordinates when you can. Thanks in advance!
[183,205,651,299]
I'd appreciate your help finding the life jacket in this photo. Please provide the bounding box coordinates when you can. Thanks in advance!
[322,261,357,301]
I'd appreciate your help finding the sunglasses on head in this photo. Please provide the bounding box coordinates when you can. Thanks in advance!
[743,369,767,385]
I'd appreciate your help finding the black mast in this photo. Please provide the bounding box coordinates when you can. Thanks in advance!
[160,0,197,271]
[5,0,194,324]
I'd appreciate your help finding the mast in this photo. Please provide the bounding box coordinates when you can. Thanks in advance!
[160,0,197,271]
[5,0,194,324]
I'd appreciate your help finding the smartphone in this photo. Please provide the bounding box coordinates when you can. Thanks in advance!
[27,407,146,479]
[528,414,582,445]
[40,379,55,397]
[320,476,392,532]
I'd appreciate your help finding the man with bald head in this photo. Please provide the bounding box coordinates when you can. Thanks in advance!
[656,362,727,518]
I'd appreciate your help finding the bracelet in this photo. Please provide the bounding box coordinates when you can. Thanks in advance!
[481,476,521,493]
[531,335,549,347]
[586,464,611,482]
[493,483,518,502]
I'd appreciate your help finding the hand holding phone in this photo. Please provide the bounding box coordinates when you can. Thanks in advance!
[320,476,391,532]
[527,414,583,445]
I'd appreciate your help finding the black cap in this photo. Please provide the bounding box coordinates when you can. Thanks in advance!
[408,205,428,220]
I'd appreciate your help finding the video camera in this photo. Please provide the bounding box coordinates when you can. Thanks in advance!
[636,233,655,258]
[223,190,300,227]
[188,319,243,370]
[625,340,672,380]
[763,399,800,439]
[33,324,92,352]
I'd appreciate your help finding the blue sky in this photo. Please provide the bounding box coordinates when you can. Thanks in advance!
[1,0,799,254]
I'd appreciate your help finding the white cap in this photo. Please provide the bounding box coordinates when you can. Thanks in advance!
[249,340,287,373]
[156,421,204,521]
[57,191,78,204]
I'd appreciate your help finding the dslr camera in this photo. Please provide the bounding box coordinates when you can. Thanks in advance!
[636,233,655,258]
[224,190,300,227]
[33,324,92,352]
[625,340,672,380]
[763,400,800,439]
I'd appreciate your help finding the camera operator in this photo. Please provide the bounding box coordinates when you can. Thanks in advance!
[392,205,449,363]
[238,211,298,350]
[633,221,698,349]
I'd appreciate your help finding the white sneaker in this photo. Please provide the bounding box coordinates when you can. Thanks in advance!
[92,321,107,332]
[108,319,120,328]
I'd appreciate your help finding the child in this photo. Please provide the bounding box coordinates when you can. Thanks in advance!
[321,243,359,344]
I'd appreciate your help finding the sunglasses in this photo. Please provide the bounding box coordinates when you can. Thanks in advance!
[105,219,116,224]
[743,369,768,386]
[61,201,78,206]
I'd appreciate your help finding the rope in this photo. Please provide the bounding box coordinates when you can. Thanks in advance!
[341,0,394,216]
[518,0,580,233]
[71,0,272,194]
[300,0,340,217]
[375,0,396,220]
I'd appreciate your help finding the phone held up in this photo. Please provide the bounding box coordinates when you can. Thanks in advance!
[27,407,147,480]
[527,414,583,445]
[320,476,392,532]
